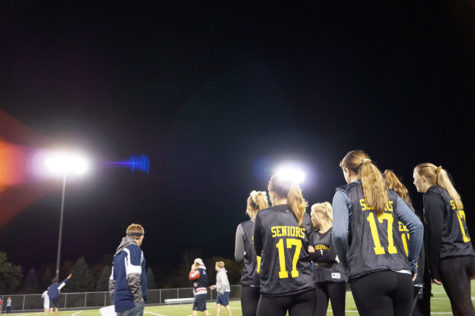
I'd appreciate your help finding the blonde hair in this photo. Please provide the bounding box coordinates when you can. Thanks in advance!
[126,223,145,240]
[340,150,387,215]
[246,190,269,219]
[383,170,411,205]
[268,174,308,225]
[415,163,463,209]
[216,261,225,269]
[310,202,333,226]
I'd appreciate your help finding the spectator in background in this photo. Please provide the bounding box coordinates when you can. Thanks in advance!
[5,298,11,314]
[109,223,147,316]
[210,261,232,316]
[0,297,3,314]
[41,289,50,316]
[189,258,209,316]
[48,273,72,316]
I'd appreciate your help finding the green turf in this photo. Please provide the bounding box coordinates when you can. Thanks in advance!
[6,281,473,315]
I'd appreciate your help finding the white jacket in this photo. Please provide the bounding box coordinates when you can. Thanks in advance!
[216,268,230,294]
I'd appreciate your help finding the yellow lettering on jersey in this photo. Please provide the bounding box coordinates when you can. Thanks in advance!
[256,256,261,274]
[314,245,329,250]
[360,199,394,212]
[271,226,306,239]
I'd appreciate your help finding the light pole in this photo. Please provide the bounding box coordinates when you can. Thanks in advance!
[44,151,90,278]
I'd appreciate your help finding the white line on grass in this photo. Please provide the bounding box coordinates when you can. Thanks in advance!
[71,311,83,316]
[145,311,167,316]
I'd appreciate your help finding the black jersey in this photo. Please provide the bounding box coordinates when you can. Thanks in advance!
[399,221,425,284]
[425,185,475,259]
[254,204,314,296]
[239,220,260,287]
[309,228,347,283]
[338,182,411,279]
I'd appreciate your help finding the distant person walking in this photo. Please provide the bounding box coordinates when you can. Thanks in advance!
[210,261,232,316]
[109,223,147,316]
[47,273,72,316]
[234,190,269,316]
[41,289,50,316]
[189,258,209,316]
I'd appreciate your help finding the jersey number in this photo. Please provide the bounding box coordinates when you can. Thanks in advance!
[457,210,471,242]
[275,238,302,279]
[256,256,261,274]
[367,212,398,255]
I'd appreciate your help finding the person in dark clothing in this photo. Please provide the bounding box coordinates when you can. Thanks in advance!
[234,190,269,316]
[413,163,475,316]
[254,172,315,316]
[47,273,72,316]
[308,202,346,316]
[109,223,147,316]
[383,169,426,316]
[189,258,209,316]
[332,150,423,316]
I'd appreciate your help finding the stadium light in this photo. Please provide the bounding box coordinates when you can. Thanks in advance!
[275,164,306,184]
[43,150,90,278]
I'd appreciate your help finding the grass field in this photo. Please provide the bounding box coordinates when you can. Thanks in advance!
[7,282,473,315]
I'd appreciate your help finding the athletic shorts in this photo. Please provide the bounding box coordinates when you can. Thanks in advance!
[193,294,207,311]
[217,292,230,306]
[50,298,59,309]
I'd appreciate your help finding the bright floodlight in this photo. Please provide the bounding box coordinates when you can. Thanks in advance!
[44,151,90,176]
[275,165,306,184]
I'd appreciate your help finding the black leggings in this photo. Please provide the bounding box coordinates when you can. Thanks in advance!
[241,286,260,316]
[439,256,475,316]
[350,271,413,316]
[315,281,346,316]
[256,289,316,316]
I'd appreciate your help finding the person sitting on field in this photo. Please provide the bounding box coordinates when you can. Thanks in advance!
[210,261,232,316]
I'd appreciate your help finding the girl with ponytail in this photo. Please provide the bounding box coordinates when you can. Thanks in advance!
[234,190,268,316]
[253,173,315,316]
[332,150,423,316]
[413,163,475,316]
[308,202,347,316]
[383,169,426,316]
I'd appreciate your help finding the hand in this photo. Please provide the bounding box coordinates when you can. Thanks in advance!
[67,273,72,279]
[210,285,215,290]
[308,246,315,253]
[433,278,442,285]
[412,273,417,282]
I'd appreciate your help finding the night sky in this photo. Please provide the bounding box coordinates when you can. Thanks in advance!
[0,2,474,272]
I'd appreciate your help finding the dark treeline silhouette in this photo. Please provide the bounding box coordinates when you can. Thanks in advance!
[0,250,242,294]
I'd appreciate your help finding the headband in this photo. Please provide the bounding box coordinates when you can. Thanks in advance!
[127,232,144,237]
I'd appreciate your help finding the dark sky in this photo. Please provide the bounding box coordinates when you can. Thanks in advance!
[0,2,474,271]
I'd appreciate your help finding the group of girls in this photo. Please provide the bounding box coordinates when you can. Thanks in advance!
[234,149,475,316]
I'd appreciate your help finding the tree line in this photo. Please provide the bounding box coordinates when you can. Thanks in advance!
[0,250,242,294]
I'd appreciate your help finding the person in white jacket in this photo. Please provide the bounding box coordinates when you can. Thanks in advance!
[210,261,232,316]
[41,290,49,316]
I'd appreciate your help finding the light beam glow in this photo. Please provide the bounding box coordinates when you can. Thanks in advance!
[43,151,90,176]
[274,164,306,184]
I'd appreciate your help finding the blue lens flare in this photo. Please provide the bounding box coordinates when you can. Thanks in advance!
[108,154,150,174]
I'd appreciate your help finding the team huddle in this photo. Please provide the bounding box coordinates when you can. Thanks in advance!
[233,150,475,316]
[108,149,475,316]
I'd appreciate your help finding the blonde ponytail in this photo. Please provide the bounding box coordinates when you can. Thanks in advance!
[340,150,388,214]
[383,169,411,204]
[415,163,463,210]
[287,185,308,226]
[246,190,269,219]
